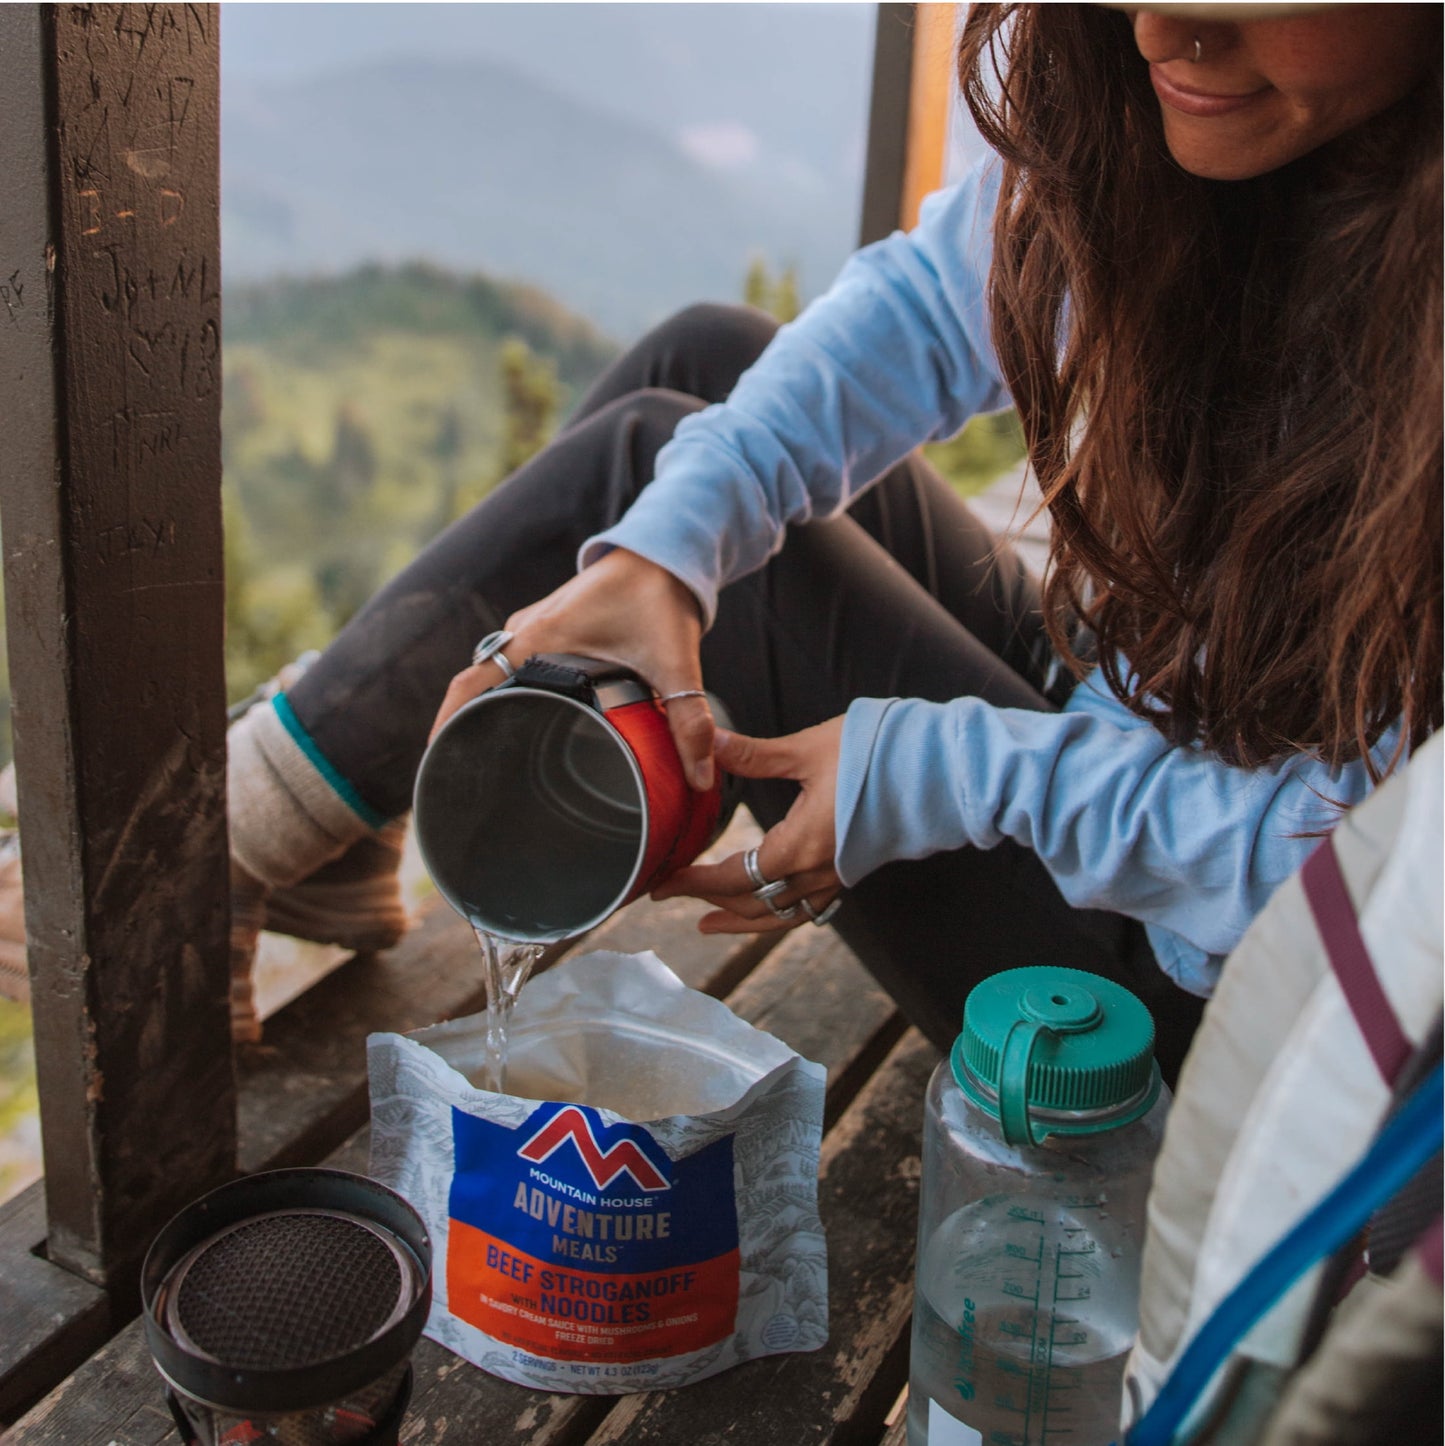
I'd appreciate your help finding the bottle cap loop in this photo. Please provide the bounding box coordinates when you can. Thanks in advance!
[953,966,1160,1143]
[999,1018,1053,1147]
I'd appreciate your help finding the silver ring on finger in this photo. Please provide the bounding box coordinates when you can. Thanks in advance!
[801,896,842,927]
[762,894,799,921]
[753,878,790,903]
[742,846,773,891]
[659,689,707,706]
[472,629,516,680]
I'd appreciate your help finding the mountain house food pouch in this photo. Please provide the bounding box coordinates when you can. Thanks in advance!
[366,950,828,1392]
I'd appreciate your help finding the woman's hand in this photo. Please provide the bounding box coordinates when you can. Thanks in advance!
[655,718,844,933]
[429,548,718,789]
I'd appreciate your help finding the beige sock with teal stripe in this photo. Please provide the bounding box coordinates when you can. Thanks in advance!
[228,696,409,1043]
[228,696,380,889]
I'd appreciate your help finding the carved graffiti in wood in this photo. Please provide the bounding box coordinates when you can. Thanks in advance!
[0,269,23,322]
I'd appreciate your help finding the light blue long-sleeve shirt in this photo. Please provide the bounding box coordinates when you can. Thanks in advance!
[581,162,1393,996]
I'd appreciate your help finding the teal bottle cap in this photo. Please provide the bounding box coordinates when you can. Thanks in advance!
[951,966,1160,1146]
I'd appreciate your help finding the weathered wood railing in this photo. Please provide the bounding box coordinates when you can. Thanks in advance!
[0,1,232,1418]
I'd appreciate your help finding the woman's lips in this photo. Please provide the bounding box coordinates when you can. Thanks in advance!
[1150,65,1270,117]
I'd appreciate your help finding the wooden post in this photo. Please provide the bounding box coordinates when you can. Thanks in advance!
[0,3,234,1293]
[858,4,916,247]
[859,3,958,247]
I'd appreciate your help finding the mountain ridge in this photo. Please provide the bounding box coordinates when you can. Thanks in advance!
[223,50,862,338]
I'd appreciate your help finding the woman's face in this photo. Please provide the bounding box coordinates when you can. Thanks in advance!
[1129,4,1437,180]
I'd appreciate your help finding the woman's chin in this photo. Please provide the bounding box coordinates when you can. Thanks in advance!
[1161,111,1352,182]
[1162,122,1309,181]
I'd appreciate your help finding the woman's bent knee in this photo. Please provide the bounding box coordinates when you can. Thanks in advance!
[665,300,778,344]
[652,302,779,382]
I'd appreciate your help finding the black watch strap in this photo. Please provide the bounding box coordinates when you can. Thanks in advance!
[508,653,638,708]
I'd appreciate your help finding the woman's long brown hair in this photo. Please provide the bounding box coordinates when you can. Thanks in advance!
[958,4,1442,774]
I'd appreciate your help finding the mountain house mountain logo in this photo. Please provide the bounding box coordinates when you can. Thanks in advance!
[518,1105,672,1193]
[445,1099,743,1365]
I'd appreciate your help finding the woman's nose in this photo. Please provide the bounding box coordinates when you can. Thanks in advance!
[1131,9,1232,66]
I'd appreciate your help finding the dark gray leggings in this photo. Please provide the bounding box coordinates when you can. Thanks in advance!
[287,304,1204,1080]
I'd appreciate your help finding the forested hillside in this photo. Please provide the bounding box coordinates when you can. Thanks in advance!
[221,263,619,701]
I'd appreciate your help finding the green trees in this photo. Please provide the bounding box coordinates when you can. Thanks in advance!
[223,497,335,702]
[738,257,1026,497]
[744,256,801,323]
[215,265,614,703]
[499,338,561,477]
[429,403,466,531]
[922,408,1029,498]
[328,403,379,507]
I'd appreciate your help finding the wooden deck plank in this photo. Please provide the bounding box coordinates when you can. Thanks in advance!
[237,899,495,1174]
[880,1396,910,1446]
[0,1183,110,1424]
[0,1320,177,1446]
[723,927,908,1131]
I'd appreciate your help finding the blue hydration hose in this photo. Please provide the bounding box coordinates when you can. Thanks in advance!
[1124,1060,1443,1446]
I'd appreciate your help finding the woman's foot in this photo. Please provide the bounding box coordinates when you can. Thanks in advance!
[229,820,411,1044]
[262,816,410,953]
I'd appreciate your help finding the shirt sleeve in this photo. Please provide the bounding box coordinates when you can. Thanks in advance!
[834,671,1394,982]
[579,161,1010,626]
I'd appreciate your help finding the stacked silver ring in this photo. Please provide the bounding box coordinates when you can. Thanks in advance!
[472,629,516,680]
[744,846,796,920]
[800,896,842,927]
[741,846,771,892]
[743,846,840,926]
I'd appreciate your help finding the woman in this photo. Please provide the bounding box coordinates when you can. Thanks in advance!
[228,3,1442,1083]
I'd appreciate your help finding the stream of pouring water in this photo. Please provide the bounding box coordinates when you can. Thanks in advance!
[473,926,544,1093]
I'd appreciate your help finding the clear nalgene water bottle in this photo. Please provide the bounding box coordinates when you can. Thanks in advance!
[907,967,1170,1446]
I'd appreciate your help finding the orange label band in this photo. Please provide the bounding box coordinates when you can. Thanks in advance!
[447,1221,739,1361]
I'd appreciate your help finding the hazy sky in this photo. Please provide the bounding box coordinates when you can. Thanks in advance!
[220,5,981,188]
[220,3,877,82]
[216,4,984,329]
[222,5,878,189]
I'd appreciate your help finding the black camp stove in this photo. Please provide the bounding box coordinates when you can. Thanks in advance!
[141,1169,432,1446]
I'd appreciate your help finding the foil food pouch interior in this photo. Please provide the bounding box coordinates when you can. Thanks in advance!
[366,950,828,1393]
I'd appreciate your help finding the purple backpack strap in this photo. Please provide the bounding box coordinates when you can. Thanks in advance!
[1300,835,1412,1085]
[1416,1214,1443,1287]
